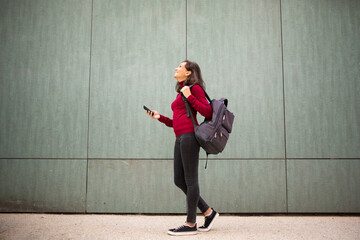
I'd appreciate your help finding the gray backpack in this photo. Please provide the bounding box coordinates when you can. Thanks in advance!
[182,84,235,168]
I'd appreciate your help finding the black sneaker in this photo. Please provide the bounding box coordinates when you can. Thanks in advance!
[167,224,197,236]
[198,208,219,232]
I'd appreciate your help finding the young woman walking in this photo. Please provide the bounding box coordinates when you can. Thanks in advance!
[146,60,219,236]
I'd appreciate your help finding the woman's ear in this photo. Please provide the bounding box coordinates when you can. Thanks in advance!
[185,71,191,77]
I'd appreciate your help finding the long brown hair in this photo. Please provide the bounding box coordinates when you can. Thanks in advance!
[175,60,206,93]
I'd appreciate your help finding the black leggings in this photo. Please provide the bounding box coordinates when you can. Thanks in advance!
[173,132,210,223]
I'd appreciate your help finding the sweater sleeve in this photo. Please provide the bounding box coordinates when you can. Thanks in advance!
[158,114,173,128]
[187,85,212,119]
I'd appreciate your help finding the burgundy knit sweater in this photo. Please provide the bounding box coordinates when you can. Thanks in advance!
[158,82,212,137]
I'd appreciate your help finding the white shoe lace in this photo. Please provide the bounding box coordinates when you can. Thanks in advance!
[175,225,187,231]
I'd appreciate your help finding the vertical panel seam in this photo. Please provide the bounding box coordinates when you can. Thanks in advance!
[279,0,288,213]
[85,0,94,214]
[185,0,187,59]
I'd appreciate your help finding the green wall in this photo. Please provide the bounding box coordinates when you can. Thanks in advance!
[0,0,359,213]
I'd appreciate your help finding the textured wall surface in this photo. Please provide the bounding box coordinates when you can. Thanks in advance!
[187,0,285,159]
[0,159,87,212]
[88,0,185,159]
[282,0,360,158]
[0,0,359,213]
[287,159,360,212]
[0,0,91,159]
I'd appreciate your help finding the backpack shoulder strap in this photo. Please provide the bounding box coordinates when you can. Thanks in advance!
[181,93,197,127]
[181,83,212,127]
[189,84,212,103]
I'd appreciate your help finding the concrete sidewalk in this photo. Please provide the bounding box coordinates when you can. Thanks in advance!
[0,214,359,240]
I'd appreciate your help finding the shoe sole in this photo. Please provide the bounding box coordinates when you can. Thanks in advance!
[167,230,197,236]
[198,212,219,232]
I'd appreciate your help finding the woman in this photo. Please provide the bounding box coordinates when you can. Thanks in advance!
[146,60,219,236]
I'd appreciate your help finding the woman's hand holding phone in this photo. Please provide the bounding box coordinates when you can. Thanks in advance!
[147,110,160,119]
[144,106,160,119]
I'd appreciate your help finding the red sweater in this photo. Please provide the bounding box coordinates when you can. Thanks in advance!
[158,83,212,137]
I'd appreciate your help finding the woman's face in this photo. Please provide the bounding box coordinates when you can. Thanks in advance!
[174,62,191,82]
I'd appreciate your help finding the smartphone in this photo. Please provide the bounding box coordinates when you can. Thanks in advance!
[143,105,154,116]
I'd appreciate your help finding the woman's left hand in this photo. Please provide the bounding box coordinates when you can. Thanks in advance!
[181,86,191,98]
